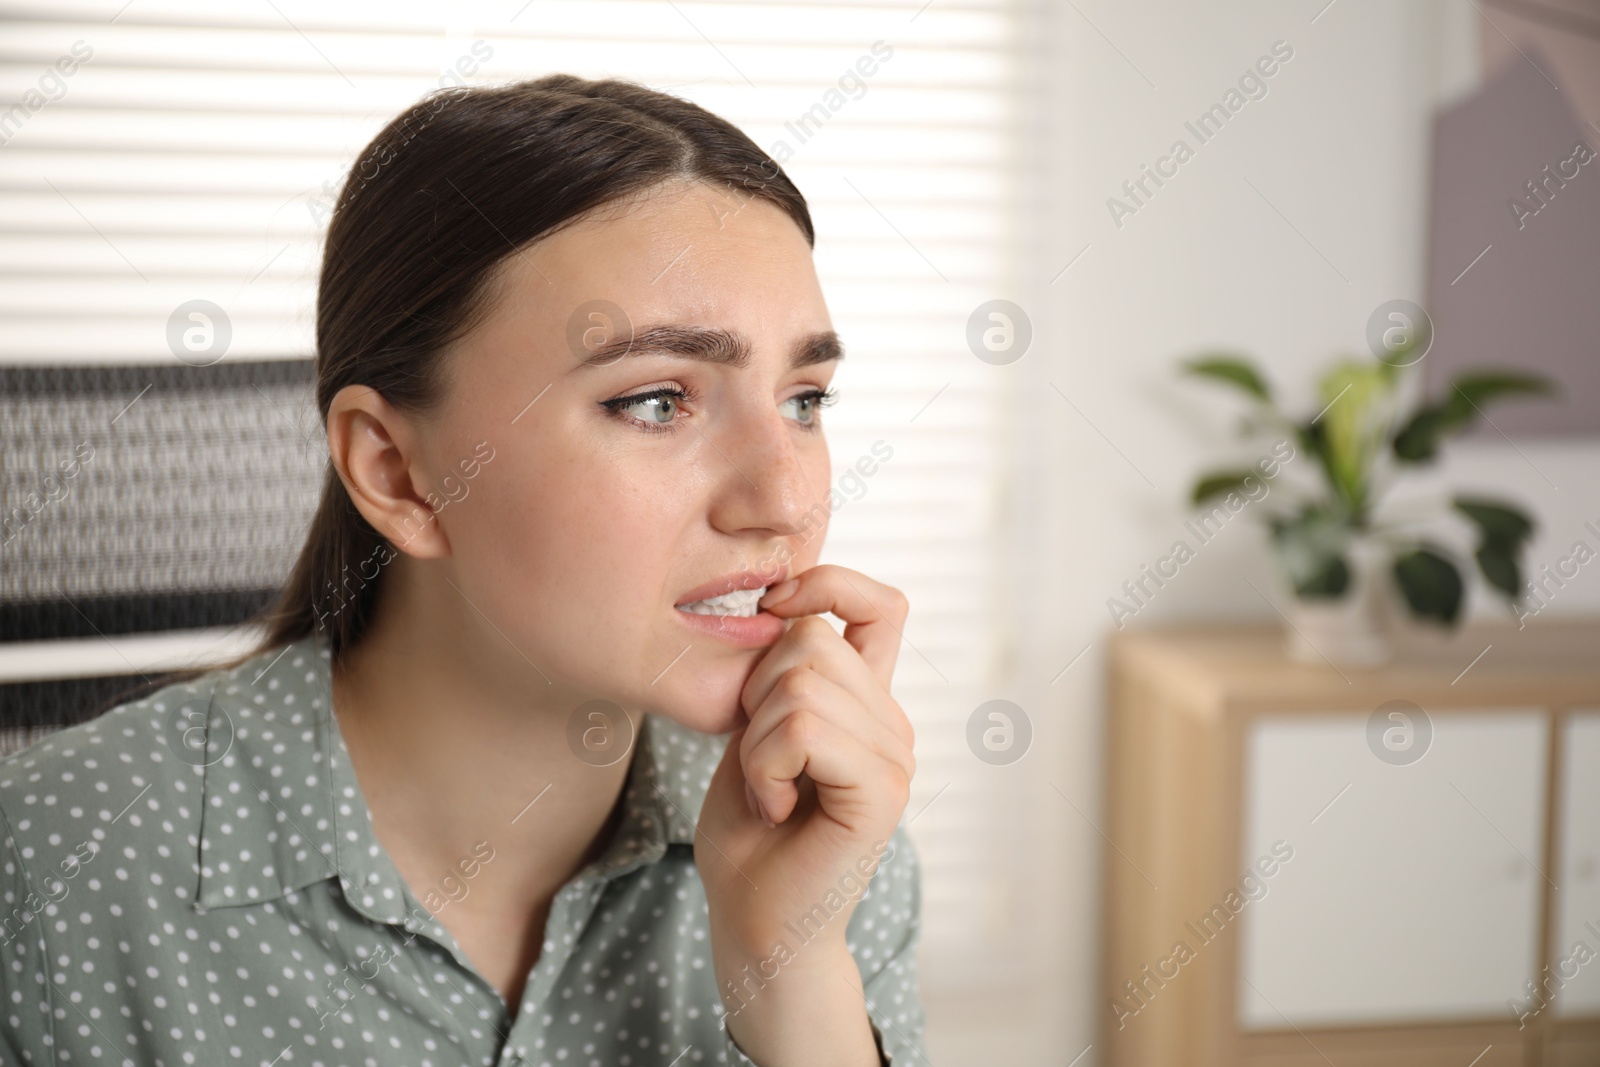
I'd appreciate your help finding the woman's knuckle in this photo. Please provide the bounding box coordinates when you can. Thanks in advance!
[782,708,816,747]
[777,669,814,703]
[889,765,912,807]
[792,615,833,644]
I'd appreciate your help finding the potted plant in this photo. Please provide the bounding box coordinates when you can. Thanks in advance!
[1180,338,1554,665]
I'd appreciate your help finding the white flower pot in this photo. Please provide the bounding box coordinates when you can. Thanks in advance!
[1282,537,1394,667]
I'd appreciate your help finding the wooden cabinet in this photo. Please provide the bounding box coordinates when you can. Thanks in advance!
[1102,622,1600,1067]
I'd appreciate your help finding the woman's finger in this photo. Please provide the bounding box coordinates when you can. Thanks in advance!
[740,666,915,795]
[756,564,909,687]
[742,703,910,828]
[740,616,913,749]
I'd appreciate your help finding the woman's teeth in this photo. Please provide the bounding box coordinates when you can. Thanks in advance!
[677,587,768,617]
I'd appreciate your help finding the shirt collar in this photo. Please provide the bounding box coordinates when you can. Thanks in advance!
[192,630,723,921]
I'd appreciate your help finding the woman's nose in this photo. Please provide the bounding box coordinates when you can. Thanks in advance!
[704,406,825,539]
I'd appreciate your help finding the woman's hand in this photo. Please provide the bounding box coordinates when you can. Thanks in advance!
[693,563,915,1066]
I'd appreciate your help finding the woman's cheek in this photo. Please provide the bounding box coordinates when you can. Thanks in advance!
[515,465,655,602]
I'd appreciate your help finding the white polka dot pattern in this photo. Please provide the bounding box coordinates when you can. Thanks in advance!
[0,632,928,1065]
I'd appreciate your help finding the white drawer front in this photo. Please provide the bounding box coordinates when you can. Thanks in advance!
[1555,710,1600,1018]
[1238,708,1546,1028]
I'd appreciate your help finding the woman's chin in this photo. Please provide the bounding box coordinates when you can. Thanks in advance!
[659,703,745,739]
[639,663,757,736]
[651,697,749,737]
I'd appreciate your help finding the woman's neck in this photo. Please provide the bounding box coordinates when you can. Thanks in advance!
[327,562,636,928]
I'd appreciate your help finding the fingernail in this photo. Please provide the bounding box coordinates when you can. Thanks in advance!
[760,578,798,607]
[744,781,760,820]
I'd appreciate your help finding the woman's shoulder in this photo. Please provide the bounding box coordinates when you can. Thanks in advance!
[0,636,319,883]
[0,677,215,917]
[1,669,217,793]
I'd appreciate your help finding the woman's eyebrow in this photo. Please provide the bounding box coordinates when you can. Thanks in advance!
[578,324,843,370]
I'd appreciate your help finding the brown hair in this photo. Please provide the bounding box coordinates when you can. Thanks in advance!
[145,74,814,694]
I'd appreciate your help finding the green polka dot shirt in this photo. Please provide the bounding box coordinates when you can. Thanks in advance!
[0,632,928,1066]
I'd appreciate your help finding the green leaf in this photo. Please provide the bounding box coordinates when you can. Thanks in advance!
[1453,496,1535,550]
[1191,470,1261,506]
[1182,355,1272,403]
[1442,371,1555,424]
[1294,417,1324,461]
[1270,505,1351,598]
[1393,372,1554,464]
[1393,546,1464,624]
[1314,359,1395,518]
[1453,496,1533,601]
[1295,417,1342,498]
[1392,406,1448,463]
[1475,543,1521,598]
[1296,554,1351,598]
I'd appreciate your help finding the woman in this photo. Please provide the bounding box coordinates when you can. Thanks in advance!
[0,76,925,1066]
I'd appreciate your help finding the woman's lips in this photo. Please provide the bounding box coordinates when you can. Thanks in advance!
[674,567,787,607]
[672,603,785,647]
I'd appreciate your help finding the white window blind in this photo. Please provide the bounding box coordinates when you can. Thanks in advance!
[0,0,1026,990]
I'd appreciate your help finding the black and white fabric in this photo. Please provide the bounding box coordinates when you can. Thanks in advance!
[0,359,322,751]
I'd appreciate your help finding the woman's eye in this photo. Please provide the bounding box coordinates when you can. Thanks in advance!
[623,393,681,425]
[784,387,839,428]
[600,384,836,434]
[600,386,692,433]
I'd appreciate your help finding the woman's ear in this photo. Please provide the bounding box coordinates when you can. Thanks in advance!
[326,384,451,560]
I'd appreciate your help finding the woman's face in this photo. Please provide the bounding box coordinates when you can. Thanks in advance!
[407,179,838,735]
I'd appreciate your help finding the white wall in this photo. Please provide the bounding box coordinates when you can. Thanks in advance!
[923,0,1600,1062]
